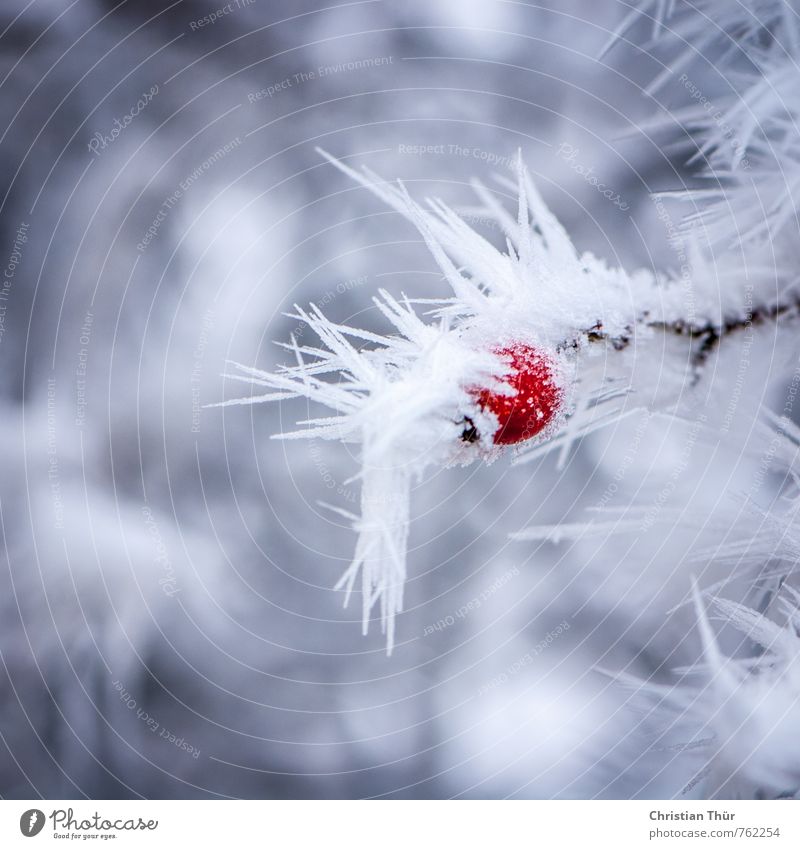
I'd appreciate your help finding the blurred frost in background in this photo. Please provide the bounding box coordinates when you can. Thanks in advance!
[1,0,798,799]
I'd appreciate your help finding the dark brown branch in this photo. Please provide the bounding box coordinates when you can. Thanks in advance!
[558,298,800,367]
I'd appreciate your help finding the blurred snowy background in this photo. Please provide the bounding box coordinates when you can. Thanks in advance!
[1,0,797,799]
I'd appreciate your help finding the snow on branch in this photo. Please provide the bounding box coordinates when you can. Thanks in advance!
[214,140,792,651]
[212,1,800,652]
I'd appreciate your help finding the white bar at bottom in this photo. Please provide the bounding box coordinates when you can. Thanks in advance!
[1,799,797,847]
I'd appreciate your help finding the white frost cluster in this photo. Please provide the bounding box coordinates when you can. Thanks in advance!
[222,0,800,677]
[618,0,800,267]
[220,151,694,651]
[593,0,800,799]
[617,586,800,798]
[221,294,507,652]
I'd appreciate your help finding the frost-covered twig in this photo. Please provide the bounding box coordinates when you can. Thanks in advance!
[216,150,789,651]
[217,0,800,651]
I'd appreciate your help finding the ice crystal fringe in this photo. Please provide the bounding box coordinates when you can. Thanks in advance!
[526,392,800,796]
[611,0,800,258]
[215,154,648,649]
[217,2,800,653]
[568,0,800,798]
[515,407,800,608]
[608,584,800,798]
[217,0,800,799]
[217,294,509,654]
[216,145,765,651]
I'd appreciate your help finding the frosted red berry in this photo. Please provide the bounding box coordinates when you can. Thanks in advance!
[472,344,562,445]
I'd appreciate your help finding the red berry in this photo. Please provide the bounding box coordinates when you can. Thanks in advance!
[472,344,562,445]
